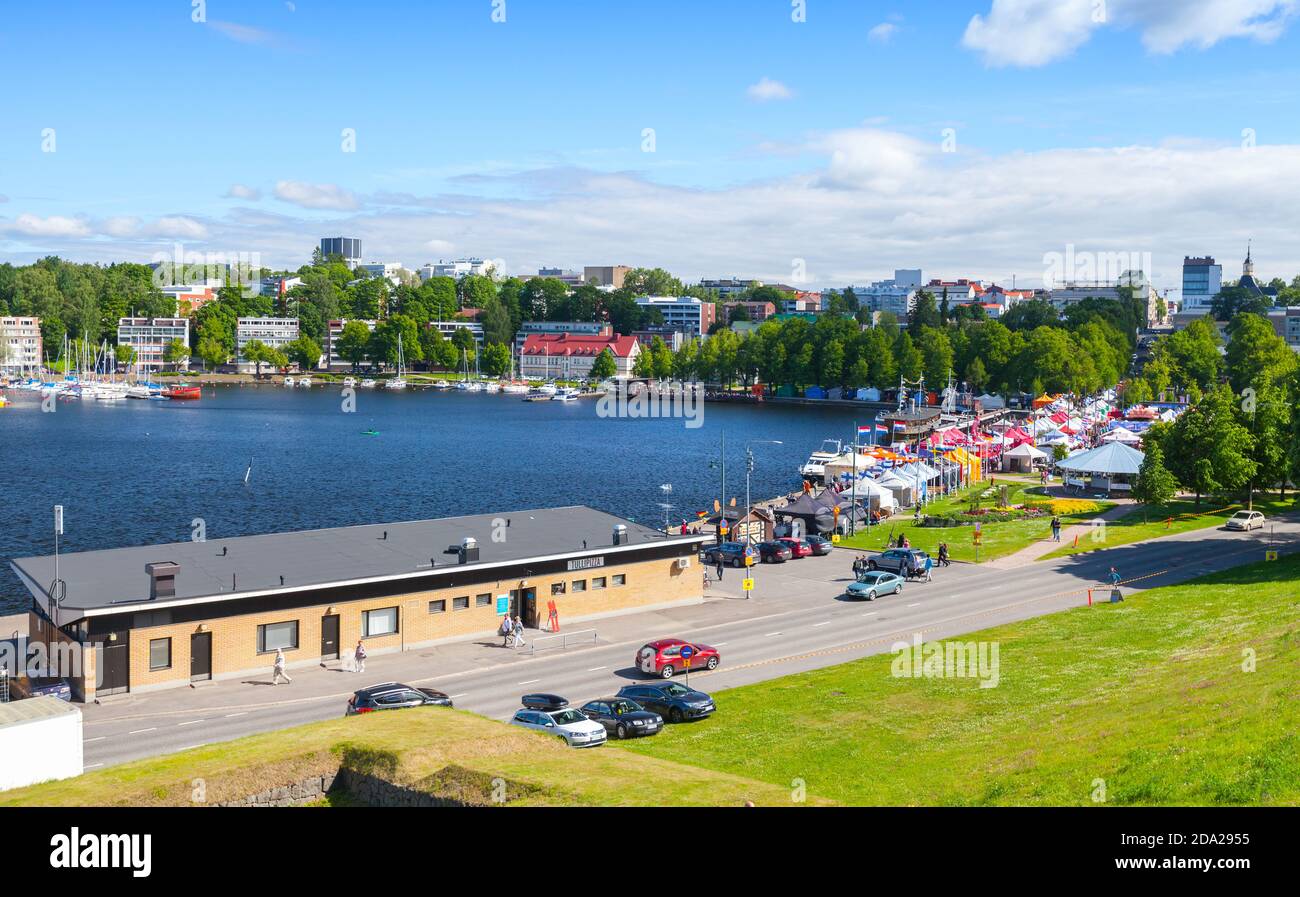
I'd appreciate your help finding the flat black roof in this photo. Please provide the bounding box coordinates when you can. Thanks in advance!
[11,506,704,616]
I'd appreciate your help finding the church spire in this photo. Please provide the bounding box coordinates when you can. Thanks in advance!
[1243,240,1254,277]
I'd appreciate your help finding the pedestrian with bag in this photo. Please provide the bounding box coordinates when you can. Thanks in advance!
[353,640,367,673]
[271,647,292,685]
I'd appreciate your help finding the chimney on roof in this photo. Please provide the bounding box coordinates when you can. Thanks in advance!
[613,524,629,546]
[458,536,479,564]
[145,562,179,600]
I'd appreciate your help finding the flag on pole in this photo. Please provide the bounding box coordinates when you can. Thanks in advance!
[874,424,888,433]
[857,424,872,438]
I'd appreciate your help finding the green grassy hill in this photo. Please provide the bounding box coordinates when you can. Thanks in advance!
[622,556,1300,805]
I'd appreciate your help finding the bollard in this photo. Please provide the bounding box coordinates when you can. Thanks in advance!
[1087,589,1092,606]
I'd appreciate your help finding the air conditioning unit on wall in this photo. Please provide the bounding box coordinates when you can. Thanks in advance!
[676,557,690,570]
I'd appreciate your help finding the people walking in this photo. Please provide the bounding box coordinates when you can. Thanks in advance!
[1050,516,1062,542]
[938,542,950,567]
[271,647,292,685]
[716,556,724,581]
[923,554,933,582]
[499,614,513,647]
[353,640,367,673]
[1109,566,1121,587]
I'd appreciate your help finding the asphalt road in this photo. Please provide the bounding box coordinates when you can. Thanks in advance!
[78,519,1297,770]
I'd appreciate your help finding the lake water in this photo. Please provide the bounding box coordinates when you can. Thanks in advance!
[0,385,867,614]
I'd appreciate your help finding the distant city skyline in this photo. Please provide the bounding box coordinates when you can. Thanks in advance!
[3,0,1299,294]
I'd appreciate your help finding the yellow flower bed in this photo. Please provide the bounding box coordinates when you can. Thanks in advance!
[1030,498,1102,516]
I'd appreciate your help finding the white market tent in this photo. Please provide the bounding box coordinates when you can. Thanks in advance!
[1056,441,1145,493]
[1101,426,1142,444]
[875,472,914,507]
[976,393,1006,409]
[1003,441,1047,473]
[844,476,898,511]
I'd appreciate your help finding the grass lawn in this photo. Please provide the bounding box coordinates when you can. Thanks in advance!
[2,704,818,808]
[619,555,1300,805]
[1039,496,1299,560]
[838,477,1112,563]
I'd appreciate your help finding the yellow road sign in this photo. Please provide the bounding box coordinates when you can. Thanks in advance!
[742,578,755,591]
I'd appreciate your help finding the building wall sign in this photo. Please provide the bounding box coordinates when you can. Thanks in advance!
[566,556,605,572]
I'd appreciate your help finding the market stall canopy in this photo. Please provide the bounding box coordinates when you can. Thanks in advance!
[1056,441,1145,475]
[1005,442,1048,460]
[976,393,1006,409]
[1101,426,1142,444]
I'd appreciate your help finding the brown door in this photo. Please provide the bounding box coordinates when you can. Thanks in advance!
[190,632,212,682]
[321,614,340,660]
[96,632,130,696]
[522,588,538,628]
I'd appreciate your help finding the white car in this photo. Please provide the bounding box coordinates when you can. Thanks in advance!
[510,707,607,748]
[1225,510,1266,531]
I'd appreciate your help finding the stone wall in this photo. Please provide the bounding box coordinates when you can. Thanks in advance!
[215,769,472,808]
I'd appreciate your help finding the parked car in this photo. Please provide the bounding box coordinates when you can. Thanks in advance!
[616,682,715,723]
[845,570,905,601]
[777,537,814,558]
[521,693,570,711]
[510,707,607,747]
[868,547,930,576]
[756,541,792,563]
[347,682,453,715]
[636,638,721,678]
[8,676,72,702]
[1225,510,1266,531]
[805,534,834,556]
[702,541,752,567]
[579,697,664,739]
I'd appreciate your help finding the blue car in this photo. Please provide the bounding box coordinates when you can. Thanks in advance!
[845,570,904,601]
[11,676,73,702]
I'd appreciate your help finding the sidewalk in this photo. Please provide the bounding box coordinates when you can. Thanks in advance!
[79,588,750,724]
[986,503,1133,568]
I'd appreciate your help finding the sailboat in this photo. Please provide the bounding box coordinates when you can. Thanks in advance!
[385,334,408,390]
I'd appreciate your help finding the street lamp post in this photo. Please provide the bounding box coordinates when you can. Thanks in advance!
[745,440,783,550]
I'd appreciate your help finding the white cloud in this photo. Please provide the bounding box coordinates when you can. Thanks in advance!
[273,180,360,210]
[868,22,898,42]
[225,184,262,200]
[746,77,794,102]
[102,216,142,238]
[425,238,456,254]
[7,214,91,238]
[208,21,275,46]
[152,216,209,239]
[963,0,1297,67]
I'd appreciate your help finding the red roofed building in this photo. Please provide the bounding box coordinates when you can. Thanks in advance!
[519,331,640,380]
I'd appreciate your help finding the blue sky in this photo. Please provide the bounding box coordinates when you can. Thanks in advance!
[3,0,1299,292]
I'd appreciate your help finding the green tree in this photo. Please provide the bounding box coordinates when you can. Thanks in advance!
[113,343,137,371]
[163,338,189,371]
[1159,384,1257,506]
[893,331,923,383]
[964,356,988,393]
[590,347,617,381]
[1130,441,1178,518]
[283,336,322,372]
[196,335,229,371]
[242,339,270,379]
[917,326,954,388]
[623,267,684,297]
[337,321,373,372]
[481,342,512,377]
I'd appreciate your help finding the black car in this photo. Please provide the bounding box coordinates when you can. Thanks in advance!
[869,548,930,576]
[702,541,749,567]
[346,682,453,715]
[756,541,792,563]
[8,676,73,702]
[521,693,569,711]
[805,534,834,556]
[616,682,715,723]
[579,697,664,739]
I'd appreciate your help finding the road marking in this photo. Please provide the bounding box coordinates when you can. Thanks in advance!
[712,642,729,647]
[85,763,103,770]
[811,621,832,627]
[586,666,607,672]
[764,632,782,637]
[449,693,468,699]
[224,712,247,718]
[85,736,106,743]
[907,603,921,608]
[862,612,878,617]
[128,727,156,735]
[518,678,540,685]
[177,719,205,727]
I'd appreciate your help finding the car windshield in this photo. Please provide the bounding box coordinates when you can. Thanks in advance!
[1231,512,1251,519]
[661,683,690,696]
[611,701,640,715]
[550,710,585,725]
[857,572,884,583]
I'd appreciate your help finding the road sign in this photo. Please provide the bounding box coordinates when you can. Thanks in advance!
[742,577,755,592]
[1266,550,1279,561]
[831,533,841,544]
[719,525,729,536]
[745,554,755,567]
[680,644,694,661]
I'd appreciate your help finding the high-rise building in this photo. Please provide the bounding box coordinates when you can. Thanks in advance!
[583,265,632,289]
[320,237,362,268]
[236,318,301,373]
[1181,256,1223,313]
[633,296,716,337]
[0,316,43,374]
[116,318,191,373]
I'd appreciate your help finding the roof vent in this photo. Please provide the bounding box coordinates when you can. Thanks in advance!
[613,524,629,546]
[145,562,179,600]
[459,536,479,564]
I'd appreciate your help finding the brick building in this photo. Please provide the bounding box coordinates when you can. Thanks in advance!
[12,507,707,701]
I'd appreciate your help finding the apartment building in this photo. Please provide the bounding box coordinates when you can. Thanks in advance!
[634,296,716,337]
[116,318,191,373]
[0,316,43,374]
[236,318,300,373]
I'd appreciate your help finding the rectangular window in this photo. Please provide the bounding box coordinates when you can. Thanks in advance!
[257,620,299,654]
[429,599,446,614]
[571,580,587,592]
[148,637,171,671]
[363,606,398,637]
[475,593,492,607]
[453,596,470,610]
[591,577,606,590]
[551,582,566,596]
[612,574,626,586]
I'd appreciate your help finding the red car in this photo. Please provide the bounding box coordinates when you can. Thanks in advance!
[636,639,721,678]
[777,537,814,558]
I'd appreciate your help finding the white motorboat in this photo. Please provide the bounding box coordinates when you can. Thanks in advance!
[359,378,377,389]
[342,377,357,389]
[297,376,314,388]
[553,387,581,402]
[799,438,844,481]
[283,377,296,388]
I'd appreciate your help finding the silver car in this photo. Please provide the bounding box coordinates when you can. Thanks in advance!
[510,707,607,747]
[1225,510,1266,531]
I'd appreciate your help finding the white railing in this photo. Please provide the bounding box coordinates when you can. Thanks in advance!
[526,629,598,656]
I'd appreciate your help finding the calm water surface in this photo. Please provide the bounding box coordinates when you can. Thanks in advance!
[0,385,866,613]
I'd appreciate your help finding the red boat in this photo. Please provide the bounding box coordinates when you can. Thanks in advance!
[164,385,202,400]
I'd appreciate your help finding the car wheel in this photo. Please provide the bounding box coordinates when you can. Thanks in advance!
[616,723,629,740]
[895,584,902,594]
[706,656,720,671]
[669,707,684,723]
[661,665,675,679]
[867,561,878,570]
[867,590,876,601]
[733,556,743,567]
